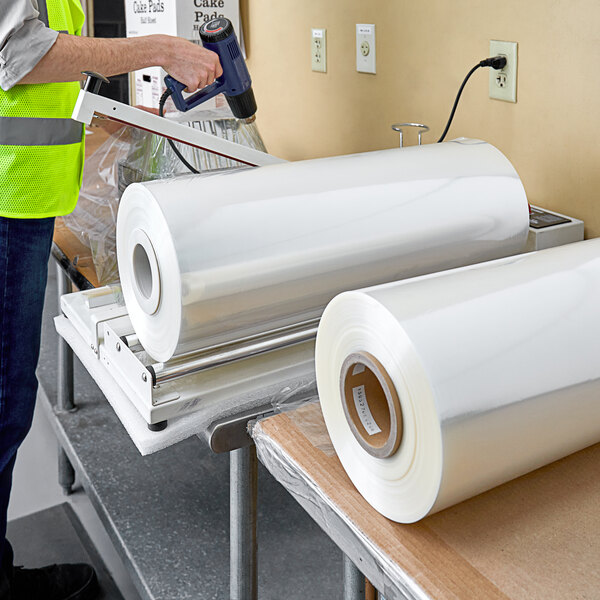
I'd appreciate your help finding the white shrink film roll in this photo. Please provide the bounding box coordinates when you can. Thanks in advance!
[316,239,600,523]
[117,138,528,362]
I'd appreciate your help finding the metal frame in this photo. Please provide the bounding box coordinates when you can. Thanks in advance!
[56,263,76,496]
[53,258,261,598]
[152,320,318,386]
[58,289,314,428]
[72,87,285,168]
[344,555,366,600]
[230,446,258,600]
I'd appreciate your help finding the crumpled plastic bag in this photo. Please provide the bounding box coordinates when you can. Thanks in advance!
[62,118,266,285]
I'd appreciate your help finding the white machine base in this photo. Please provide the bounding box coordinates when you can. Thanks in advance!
[56,289,315,454]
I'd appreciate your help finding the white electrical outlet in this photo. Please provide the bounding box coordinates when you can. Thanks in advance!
[356,24,376,74]
[311,28,327,73]
[489,40,518,102]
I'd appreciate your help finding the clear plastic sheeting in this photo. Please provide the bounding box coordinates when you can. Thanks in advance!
[269,378,318,415]
[316,238,600,523]
[63,119,266,285]
[167,119,267,172]
[285,401,336,457]
[117,138,529,362]
[252,416,428,600]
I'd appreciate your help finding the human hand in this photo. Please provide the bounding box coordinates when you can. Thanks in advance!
[160,36,223,92]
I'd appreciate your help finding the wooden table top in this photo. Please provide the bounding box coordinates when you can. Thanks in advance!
[255,403,600,600]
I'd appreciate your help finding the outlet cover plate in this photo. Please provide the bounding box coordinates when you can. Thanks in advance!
[489,40,517,102]
[311,28,327,73]
[356,24,376,74]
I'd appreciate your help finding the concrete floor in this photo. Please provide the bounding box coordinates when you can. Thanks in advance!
[8,503,125,599]
[9,398,142,600]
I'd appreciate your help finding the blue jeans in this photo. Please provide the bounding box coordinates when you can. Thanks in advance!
[0,216,55,569]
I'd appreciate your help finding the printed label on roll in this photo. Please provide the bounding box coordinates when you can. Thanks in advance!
[352,385,381,435]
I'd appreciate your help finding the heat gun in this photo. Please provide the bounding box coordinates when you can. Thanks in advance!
[164,17,257,122]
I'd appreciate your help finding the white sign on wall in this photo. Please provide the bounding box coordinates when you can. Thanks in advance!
[177,0,240,42]
[124,1,178,37]
[125,0,240,41]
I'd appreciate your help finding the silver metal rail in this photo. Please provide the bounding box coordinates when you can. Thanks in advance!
[152,320,318,386]
[344,554,366,600]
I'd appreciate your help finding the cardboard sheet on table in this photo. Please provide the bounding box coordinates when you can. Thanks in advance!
[254,404,600,600]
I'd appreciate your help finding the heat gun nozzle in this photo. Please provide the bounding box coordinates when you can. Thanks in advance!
[226,87,258,121]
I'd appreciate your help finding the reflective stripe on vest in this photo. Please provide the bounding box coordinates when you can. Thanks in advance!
[37,1,69,35]
[37,0,50,27]
[0,116,82,146]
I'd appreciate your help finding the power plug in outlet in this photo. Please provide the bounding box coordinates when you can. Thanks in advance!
[311,28,327,73]
[489,40,517,102]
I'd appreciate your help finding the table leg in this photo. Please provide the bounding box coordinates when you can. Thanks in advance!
[344,554,366,600]
[230,445,258,600]
[58,447,76,496]
[56,263,75,412]
[56,263,76,495]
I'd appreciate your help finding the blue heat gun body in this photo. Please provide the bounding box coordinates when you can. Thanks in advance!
[164,17,257,121]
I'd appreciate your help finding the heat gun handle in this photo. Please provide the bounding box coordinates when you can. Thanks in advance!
[164,75,225,113]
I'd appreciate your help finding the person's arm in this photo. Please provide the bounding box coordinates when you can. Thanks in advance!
[0,0,59,90]
[18,33,223,92]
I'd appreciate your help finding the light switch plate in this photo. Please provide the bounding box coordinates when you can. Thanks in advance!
[489,40,518,102]
[311,28,327,73]
[356,24,376,74]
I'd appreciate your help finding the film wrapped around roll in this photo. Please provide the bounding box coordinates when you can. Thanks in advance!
[117,138,528,362]
[316,239,600,523]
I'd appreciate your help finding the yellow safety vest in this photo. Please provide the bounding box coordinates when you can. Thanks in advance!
[0,0,86,218]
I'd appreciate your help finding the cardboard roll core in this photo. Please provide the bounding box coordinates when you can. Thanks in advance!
[340,352,403,458]
[130,228,161,316]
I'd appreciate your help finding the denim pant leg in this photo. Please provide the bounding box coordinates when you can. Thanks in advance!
[0,216,55,564]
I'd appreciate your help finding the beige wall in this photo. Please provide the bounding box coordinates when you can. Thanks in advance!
[241,0,600,237]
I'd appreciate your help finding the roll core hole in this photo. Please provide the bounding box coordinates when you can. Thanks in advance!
[340,352,402,459]
[133,243,154,300]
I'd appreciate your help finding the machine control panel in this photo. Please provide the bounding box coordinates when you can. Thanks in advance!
[529,207,571,229]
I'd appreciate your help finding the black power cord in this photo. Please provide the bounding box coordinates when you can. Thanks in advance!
[437,55,507,143]
[159,89,200,174]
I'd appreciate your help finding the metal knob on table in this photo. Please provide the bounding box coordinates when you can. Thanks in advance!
[391,122,430,148]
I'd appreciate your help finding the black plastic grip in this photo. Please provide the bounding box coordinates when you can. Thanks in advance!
[226,87,257,120]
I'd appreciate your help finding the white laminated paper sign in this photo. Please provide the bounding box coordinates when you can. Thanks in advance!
[125,0,240,40]
[124,1,178,38]
[177,0,240,41]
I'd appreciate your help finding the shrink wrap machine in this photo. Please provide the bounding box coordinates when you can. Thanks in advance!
[316,239,600,522]
[117,139,528,362]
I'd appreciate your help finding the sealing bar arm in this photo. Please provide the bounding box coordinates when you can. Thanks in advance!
[72,89,285,168]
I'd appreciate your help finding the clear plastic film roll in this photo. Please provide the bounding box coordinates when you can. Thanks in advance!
[117,138,529,362]
[316,239,600,523]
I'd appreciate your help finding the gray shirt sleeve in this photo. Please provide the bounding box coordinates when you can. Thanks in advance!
[0,0,59,91]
